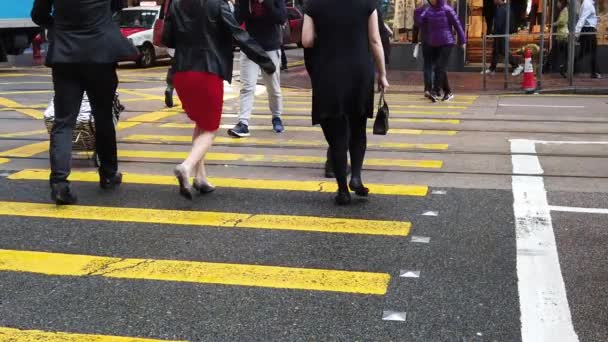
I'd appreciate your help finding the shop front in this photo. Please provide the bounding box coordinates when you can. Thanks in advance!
[387,0,608,73]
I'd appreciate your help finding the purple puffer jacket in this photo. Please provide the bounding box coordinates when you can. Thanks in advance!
[415,0,466,47]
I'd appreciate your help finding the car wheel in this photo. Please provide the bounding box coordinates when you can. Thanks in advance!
[137,43,156,68]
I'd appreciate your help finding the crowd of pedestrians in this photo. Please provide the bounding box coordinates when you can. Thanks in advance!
[31,0,603,206]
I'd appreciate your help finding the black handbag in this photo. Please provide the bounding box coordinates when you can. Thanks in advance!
[373,90,389,135]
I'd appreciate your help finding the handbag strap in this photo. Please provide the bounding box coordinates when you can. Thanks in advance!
[377,89,385,108]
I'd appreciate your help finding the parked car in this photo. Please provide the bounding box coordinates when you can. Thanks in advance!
[116,6,169,68]
[152,1,303,48]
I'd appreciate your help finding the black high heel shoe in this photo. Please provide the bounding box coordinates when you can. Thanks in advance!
[349,178,369,197]
[193,179,216,194]
[335,190,352,205]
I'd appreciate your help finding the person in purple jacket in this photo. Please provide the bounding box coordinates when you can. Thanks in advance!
[415,0,466,101]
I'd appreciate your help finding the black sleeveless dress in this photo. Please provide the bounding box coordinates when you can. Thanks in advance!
[304,0,376,125]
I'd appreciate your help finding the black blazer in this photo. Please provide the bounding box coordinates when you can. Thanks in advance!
[162,0,275,83]
[31,0,137,66]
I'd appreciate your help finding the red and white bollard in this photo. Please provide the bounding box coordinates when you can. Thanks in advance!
[521,48,537,94]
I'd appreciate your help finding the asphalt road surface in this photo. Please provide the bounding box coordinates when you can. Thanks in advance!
[0,50,606,342]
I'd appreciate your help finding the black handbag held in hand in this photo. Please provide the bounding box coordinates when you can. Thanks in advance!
[373,90,389,135]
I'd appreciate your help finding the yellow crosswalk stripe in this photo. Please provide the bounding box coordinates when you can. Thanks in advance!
[0,200,411,236]
[161,123,458,135]
[0,141,48,158]
[0,97,44,119]
[220,114,460,124]
[0,249,391,294]
[0,158,9,164]
[256,99,474,106]
[10,169,429,196]
[253,106,465,112]
[0,129,47,138]
[0,327,183,342]
[124,134,449,151]
[109,150,443,169]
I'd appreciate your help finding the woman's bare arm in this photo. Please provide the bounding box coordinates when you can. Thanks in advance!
[368,10,389,89]
[302,14,315,48]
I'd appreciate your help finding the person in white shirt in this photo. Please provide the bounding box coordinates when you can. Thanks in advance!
[575,0,601,78]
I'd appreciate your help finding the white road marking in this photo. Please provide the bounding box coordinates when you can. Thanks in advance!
[510,139,579,342]
[421,211,438,216]
[499,104,585,108]
[382,311,407,321]
[549,205,608,215]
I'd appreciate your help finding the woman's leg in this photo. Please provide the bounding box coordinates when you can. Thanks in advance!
[320,117,349,194]
[348,116,369,196]
[193,129,216,191]
[348,116,367,181]
[436,46,453,96]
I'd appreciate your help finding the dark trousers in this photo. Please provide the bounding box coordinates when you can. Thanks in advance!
[281,46,288,68]
[555,40,568,71]
[490,37,520,71]
[166,62,175,90]
[321,115,367,191]
[50,63,118,184]
[421,44,434,92]
[528,4,538,33]
[426,45,452,94]
[576,27,600,75]
[484,13,494,35]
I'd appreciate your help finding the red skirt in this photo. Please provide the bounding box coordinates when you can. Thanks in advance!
[173,71,224,131]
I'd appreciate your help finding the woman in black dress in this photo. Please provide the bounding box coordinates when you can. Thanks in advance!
[302,0,389,205]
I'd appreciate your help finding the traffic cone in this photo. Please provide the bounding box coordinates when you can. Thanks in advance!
[521,48,537,94]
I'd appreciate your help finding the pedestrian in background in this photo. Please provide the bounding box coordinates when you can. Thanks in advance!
[165,48,175,108]
[413,0,437,102]
[416,0,466,101]
[228,0,287,138]
[302,0,389,205]
[31,0,137,205]
[551,0,569,78]
[575,0,602,79]
[482,0,495,35]
[481,0,524,76]
[163,0,276,199]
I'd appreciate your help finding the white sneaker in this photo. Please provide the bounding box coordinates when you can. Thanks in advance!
[512,65,524,76]
[480,69,495,75]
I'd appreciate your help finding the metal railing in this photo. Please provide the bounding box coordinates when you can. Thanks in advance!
[481,30,604,91]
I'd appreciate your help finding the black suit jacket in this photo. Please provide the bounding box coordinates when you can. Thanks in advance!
[31,0,137,66]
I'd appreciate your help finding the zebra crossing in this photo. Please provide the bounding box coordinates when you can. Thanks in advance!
[0,80,478,340]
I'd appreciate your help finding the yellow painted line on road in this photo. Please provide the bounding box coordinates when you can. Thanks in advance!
[117,110,183,130]
[259,99,474,106]
[0,141,48,158]
[0,97,44,119]
[0,200,410,236]
[0,73,29,77]
[0,158,9,164]
[0,90,52,95]
[125,134,449,151]
[221,113,460,124]
[0,129,47,138]
[0,249,391,294]
[0,327,183,342]
[111,150,443,169]
[11,169,429,196]
[161,123,458,136]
